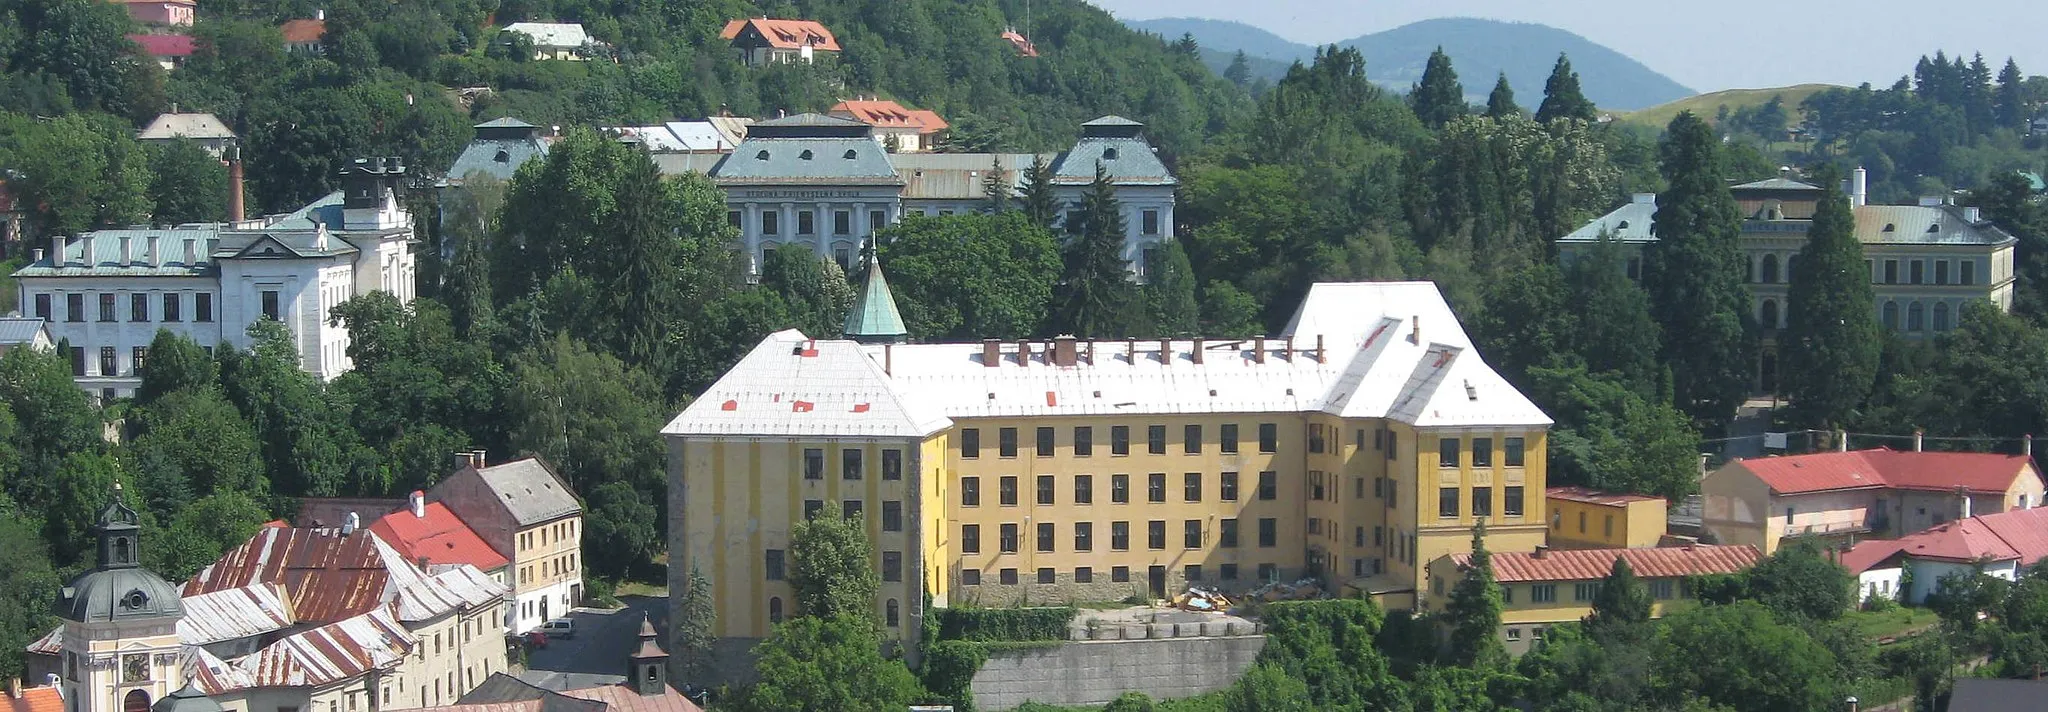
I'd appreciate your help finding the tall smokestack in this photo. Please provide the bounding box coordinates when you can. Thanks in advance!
[228,145,246,223]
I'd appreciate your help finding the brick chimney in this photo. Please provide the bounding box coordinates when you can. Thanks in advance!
[1190,338,1204,364]
[982,339,1001,368]
[227,144,246,223]
[1052,336,1077,367]
[1157,339,1171,365]
[1252,337,1265,364]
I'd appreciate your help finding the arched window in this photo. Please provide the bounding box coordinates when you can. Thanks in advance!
[1907,302,1925,331]
[1761,254,1780,284]
[124,690,151,712]
[843,149,858,160]
[1882,302,1899,329]
[768,597,784,624]
[1760,299,1779,329]
[493,150,511,163]
[1102,147,1119,160]
[886,599,900,628]
[114,537,131,564]
[755,150,770,160]
[798,150,814,161]
[1934,302,1951,331]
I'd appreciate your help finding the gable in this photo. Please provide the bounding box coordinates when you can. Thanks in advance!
[233,234,306,259]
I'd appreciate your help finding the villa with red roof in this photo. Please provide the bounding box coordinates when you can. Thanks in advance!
[828,99,948,152]
[1702,445,2045,555]
[1840,506,2048,604]
[719,17,838,67]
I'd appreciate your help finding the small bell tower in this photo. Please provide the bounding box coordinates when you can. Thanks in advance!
[627,615,670,696]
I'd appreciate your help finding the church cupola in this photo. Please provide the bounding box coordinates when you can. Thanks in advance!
[97,483,142,569]
[59,483,184,624]
[627,615,670,696]
[841,254,908,345]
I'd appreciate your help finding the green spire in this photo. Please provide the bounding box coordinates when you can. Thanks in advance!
[843,256,909,344]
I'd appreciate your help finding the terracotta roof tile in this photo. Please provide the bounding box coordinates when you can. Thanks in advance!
[1733,448,2037,495]
[719,18,839,51]
[128,34,195,57]
[1848,507,2048,569]
[3,686,63,712]
[1454,544,1762,583]
[279,19,325,44]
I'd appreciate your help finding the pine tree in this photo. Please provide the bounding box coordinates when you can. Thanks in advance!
[1018,154,1058,230]
[1224,51,1253,88]
[1996,58,2027,130]
[1410,46,1466,129]
[447,228,496,341]
[982,155,1011,212]
[1444,524,1507,669]
[1645,111,1754,430]
[1053,164,1137,338]
[1143,241,1199,337]
[1535,54,1596,124]
[1585,557,1654,643]
[1783,163,1880,428]
[673,564,716,682]
[1485,72,1519,119]
[1567,236,1662,397]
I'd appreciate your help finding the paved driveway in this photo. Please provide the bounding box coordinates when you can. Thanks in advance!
[518,595,665,690]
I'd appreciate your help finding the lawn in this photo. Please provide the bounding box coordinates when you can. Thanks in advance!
[1844,606,1940,642]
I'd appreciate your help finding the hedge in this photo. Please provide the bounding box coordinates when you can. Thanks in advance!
[933,607,1077,643]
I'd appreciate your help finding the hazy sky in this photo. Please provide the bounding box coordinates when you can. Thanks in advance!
[1089,0,2048,93]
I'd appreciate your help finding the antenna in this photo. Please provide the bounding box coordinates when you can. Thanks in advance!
[1025,0,1032,44]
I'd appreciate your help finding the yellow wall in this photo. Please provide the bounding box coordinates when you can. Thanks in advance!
[1545,497,1666,549]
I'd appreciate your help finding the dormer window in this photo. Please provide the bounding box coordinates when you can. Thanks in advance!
[122,589,149,610]
[494,150,510,163]
[1103,147,1119,160]
[755,150,770,160]
[799,150,814,160]
[1928,223,1941,233]
[844,149,858,159]
[1616,220,1630,230]
[1883,223,1896,232]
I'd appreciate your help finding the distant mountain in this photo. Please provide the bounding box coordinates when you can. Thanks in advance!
[1127,16,1696,111]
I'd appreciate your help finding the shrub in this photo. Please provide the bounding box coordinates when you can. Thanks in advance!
[933,607,1076,642]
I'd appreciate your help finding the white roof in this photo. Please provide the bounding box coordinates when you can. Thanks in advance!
[137,112,235,141]
[664,121,735,151]
[664,282,1550,436]
[176,584,294,645]
[609,125,689,152]
[503,22,591,48]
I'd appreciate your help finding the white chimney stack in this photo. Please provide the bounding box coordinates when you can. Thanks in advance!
[81,235,95,266]
[119,235,132,264]
[50,236,62,266]
[410,490,426,518]
[146,235,159,265]
[342,511,360,535]
[183,238,196,265]
[1837,429,1849,452]
[1850,167,1868,208]
[1913,428,1925,452]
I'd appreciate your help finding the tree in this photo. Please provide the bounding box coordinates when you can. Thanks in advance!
[1472,263,1574,387]
[1783,164,1881,428]
[786,502,878,621]
[505,336,666,502]
[1142,241,1199,337]
[1255,600,1404,709]
[135,330,218,405]
[440,175,506,341]
[1529,365,1701,501]
[0,112,152,238]
[0,507,59,683]
[1995,58,2027,130]
[1535,54,1596,124]
[672,564,716,683]
[1585,557,1653,643]
[218,319,358,498]
[877,212,1059,340]
[1199,282,1264,338]
[1053,164,1138,338]
[1224,51,1253,88]
[1645,112,1753,429]
[145,138,228,226]
[582,481,657,580]
[144,490,268,581]
[0,343,101,496]
[981,155,1011,212]
[1566,238,1662,396]
[1485,72,1519,118]
[1410,47,1465,129]
[1017,154,1058,230]
[1650,602,1841,712]
[1224,664,1313,712]
[127,387,268,518]
[758,248,853,339]
[1444,524,1508,669]
[737,614,920,712]
[1746,539,1855,621]
[0,0,159,117]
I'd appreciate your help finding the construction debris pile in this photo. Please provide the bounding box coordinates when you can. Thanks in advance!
[1249,578,1323,603]
[1172,587,1232,613]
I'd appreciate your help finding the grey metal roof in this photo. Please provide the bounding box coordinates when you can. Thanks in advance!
[502,22,591,49]
[1731,177,1822,191]
[1049,137,1175,186]
[473,459,582,526]
[15,226,223,277]
[649,152,725,176]
[459,673,610,712]
[891,152,1044,200]
[1947,678,2048,712]
[1854,205,2016,246]
[0,317,49,345]
[710,137,903,185]
[662,121,734,151]
[1558,196,1658,243]
[447,132,550,185]
[152,684,225,712]
[752,112,866,130]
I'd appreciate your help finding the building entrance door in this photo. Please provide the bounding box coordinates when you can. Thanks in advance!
[1147,566,1167,600]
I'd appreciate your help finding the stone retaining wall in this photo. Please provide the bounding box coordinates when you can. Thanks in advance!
[970,634,1265,710]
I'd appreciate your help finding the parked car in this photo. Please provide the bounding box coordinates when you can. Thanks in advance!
[541,618,576,639]
[509,630,547,650]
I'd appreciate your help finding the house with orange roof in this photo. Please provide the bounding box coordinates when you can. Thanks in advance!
[1001,28,1038,58]
[828,99,948,152]
[370,490,514,588]
[719,18,838,67]
[1427,543,1763,655]
[1702,442,2045,555]
[1544,486,1667,549]
[3,682,62,712]
[280,14,326,53]
[1840,506,2048,604]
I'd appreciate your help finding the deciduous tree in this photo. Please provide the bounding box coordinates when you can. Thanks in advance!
[737,614,919,712]
[145,138,228,226]
[876,212,1058,340]
[786,501,878,621]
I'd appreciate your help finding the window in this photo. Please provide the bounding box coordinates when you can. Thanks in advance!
[1908,302,1925,331]
[1183,519,1202,549]
[843,449,863,479]
[1000,568,1018,585]
[1473,488,1492,517]
[1308,424,1326,453]
[1184,564,1203,582]
[882,449,902,480]
[1074,522,1093,551]
[1501,584,1514,604]
[1036,523,1054,553]
[1936,260,1950,285]
[882,501,902,531]
[1761,254,1780,283]
[1221,472,1239,501]
[1148,473,1166,502]
[727,210,743,229]
[31,293,52,321]
[1037,475,1055,505]
[1111,521,1130,550]
[1147,520,1166,550]
[1220,519,1239,548]
[882,552,902,582]
[1579,511,1588,533]
[887,599,900,627]
[962,524,980,553]
[1910,260,1925,285]
[261,290,280,320]
[1440,487,1460,519]
[802,448,823,479]
[999,427,1018,457]
[1962,260,1977,286]
[1531,584,1556,603]
[1935,302,1952,331]
[1439,438,1460,468]
[1142,209,1160,235]
[130,293,148,322]
[1257,563,1277,582]
[1074,475,1093,504]
[1258,423,1278,453]
[833,210,850,235]
[132,347,146,373]
[1309,471,1326,501]
[962,477,981,506]
[1604,515,1614,537]
[1000,476,1018,506]
[1258,518,1277,547]
[1386,430,1398,460]
[1505,437,1526,467]
[66,293,83,322]
[869,210,885,231]
[1037,568,1055,584]
[962,429,981,459]
[1075,427,1093,456]
[1650,579,1675,599]
[1147,425,1166,454]
[765,550,785,580]
[1000,524,1019,553]
[1883,301,1899,329]
[1473,438,1492,468]
[1184,424,1202,453]
[804,500,823,520]
[1574,582,1602,602]
[1220,424,1239,453]
[1884,259,1899,284]
[1111,425,1131,455]
[99,347,117,376]
[1112,474,1130,503]
[1257,471,1276,500]
[797,210,815,235]
[1036,427,1055,457]
[762,211,779,235]
[1075,567,1093,583]
[1112,566,1131,583]
[1184,473,1202,502]
[194,293,212,322]
[98,293,116,322]
[1505,486,1524,517]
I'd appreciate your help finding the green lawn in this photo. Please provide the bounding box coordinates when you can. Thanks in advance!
[1843,606,1940,641]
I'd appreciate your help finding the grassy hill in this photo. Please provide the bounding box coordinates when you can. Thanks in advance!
[1617,84,1843,128]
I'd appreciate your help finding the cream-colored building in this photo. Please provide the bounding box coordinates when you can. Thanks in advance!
[1544,487,1667,549]
[429,456,584,633]
[1426,544,1762,655]
[665,280,1553,676]
[1702,445,2045,555]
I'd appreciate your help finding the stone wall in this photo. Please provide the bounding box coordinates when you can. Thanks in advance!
[970,628,1265,710]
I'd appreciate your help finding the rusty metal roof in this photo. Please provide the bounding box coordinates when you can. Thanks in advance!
[182,646,257,695]
[176,584,294,645]
[559,683,705,712]
[1454,544,1762,583]
[185,526,498,625]
[227,608,414,690]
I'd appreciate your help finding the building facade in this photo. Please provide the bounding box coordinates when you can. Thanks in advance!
[664,281,1553,676]
[1842,507,2048,605]
[718,18,839,67]
[1425,544,1762,655]
[13,158,417,401]
[1702,445,2045,555]
[1544,487,1668,549]
[428,455,585,633]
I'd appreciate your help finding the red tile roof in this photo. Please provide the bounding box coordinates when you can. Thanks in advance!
[369,501,509,573]
[1453,544,1763,583]
[1546,486,1664,507]
[828,100,947,132]
[1734,448,2038,495]
[719,18,839,51]
[128,33,195,57]
[560,683,705,712]
[3,686,62,712]
[1847,506,2048,569]
[1839,539,1909,574]
[280,19,325,44]
[1001,29,1038,58]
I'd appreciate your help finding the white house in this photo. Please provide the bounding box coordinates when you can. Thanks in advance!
[501,22,594,60]
[13,157,417,402]
[1840,505,2048,605]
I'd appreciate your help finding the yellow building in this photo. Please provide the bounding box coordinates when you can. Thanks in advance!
[664,281,1552,673]
[1424,544,1762,655]
[1544,486,1668,549]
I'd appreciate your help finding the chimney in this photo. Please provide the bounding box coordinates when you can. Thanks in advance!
[982,339,1001,368]
[29,248,42,264]
[315,8,325,20]
[1252,337,1266,364]
[883,343,893,375]
[1532,545,1548,559]
[1913,428,1925,452]
[50,236,63,267]
[183,238,196,265]
[1158,339,1171,365]
[1052,336,1077,367]
[1411,315,1423,343]
[1016,339,1031,366]
[1959,486,1973,520]
[1837,429,1849,452]
[410,490,426,518]
[1315,334,1326,363]
[118,235,131,264]
[1126,338,1136,363]
[1283,336,1295,361]
[472,450,488,469]
[342,511,360,535]
[228,145,246,223]
[1845,696,1859,712]
[1086,339,1097,365]
[2026,434,2034,457]
[1963,206,1982,223]
[454,450,475,470]
[1190,338,1204,364]
[81,235,95,267]
[145,235,159,265]
[9,678,20,699]
[1851,167,1868,208]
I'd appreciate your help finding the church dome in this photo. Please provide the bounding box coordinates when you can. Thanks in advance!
[57,486,184,623]
[152,684,223,712]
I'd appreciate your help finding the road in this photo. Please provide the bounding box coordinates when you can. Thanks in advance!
[517,595,665,691]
